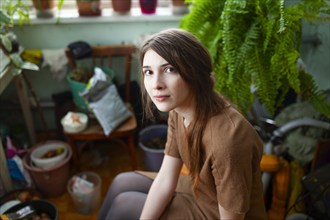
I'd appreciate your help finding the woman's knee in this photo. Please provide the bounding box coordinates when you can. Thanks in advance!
[110,171,152,193]
[111,172,131,186]
[110,172,138,192]
[107,191,147,220]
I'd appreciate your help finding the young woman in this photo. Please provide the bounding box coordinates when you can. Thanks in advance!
[97,28,267,220]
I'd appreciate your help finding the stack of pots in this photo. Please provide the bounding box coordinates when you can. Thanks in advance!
[23,140,72,198]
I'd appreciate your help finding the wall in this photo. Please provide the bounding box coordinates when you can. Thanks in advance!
[12,15,182,100]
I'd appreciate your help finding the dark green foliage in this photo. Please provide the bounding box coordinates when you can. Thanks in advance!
[181,0,330,118]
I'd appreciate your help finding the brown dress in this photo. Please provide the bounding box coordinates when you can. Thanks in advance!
[142,103,267,219]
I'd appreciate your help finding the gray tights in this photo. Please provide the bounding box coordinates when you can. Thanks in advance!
[97,172,153,220]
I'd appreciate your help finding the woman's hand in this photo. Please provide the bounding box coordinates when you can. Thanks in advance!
[140,155,183,220]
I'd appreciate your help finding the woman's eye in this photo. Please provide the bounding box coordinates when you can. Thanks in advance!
[144,70,152,75]
[164,67,176,73]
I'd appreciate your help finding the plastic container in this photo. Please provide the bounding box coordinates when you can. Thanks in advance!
[23,141,72,198]
[67,76,89,113]
[67,171,102,214]
[139,124,167,171]
[4,200,58,220]
[30,142,68,169]
[61,111,88,133]
[139,0,157,14]
[0,200,20,214]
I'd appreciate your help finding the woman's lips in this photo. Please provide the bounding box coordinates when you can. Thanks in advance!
[154,95,169,102]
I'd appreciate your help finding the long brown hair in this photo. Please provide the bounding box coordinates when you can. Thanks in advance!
[139,28,225,190]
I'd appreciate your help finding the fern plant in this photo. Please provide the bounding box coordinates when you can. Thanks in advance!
[180,0,330,118]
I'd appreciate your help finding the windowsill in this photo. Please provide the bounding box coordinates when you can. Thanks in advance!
[26,7,184,25]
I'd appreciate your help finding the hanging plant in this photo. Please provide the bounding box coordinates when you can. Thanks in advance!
[180,0,330,118]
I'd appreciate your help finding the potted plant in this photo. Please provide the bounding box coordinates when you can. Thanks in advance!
[112,0,132,14]
[180,0,330,118]
[66,66,94,112]
[171,0,189,15]
[138,124,167,172]
[0,1,39,76]
[31,0,64,19]
[139,0,158,14]
[76,0,102,17]
[31,0,55,18]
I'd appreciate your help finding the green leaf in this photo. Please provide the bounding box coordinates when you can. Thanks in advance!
[0,10,11,25]
[21,62,39,71]
[0,34,12,52]
[9,53,39,72]
[180,0,330,118]
[9,53,24,68]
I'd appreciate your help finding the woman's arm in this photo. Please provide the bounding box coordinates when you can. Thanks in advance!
[218,203,245,220]
[140,155,183,220]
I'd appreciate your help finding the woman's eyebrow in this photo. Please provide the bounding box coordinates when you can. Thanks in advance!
[161,63,170,67]
[142,63,170,69]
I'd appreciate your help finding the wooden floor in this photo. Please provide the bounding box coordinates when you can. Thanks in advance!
[46,140,145,220]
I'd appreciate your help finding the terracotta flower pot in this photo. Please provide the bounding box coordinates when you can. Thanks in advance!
[32,0,55,9]
[76,0,102,16]
[171,0,189,15]
[32,0,55,18]
[112,0,131,14]
[171,0,185,6]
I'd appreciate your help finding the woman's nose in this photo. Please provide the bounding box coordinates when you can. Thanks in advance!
[152,73,164,90]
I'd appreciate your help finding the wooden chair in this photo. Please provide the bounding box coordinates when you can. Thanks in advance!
[64,44,138,170]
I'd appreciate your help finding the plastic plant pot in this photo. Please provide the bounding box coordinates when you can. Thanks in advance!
[139,0,157,14]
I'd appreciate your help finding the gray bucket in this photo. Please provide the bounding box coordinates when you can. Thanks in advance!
[139,124,167,172]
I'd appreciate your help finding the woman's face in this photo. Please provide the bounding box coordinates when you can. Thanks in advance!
[143,49,194,113]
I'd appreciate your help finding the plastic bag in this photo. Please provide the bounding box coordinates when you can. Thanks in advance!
[81,67,132,135]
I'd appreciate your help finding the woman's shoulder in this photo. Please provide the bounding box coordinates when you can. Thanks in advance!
[210,104,251,129]
[205,105,262,149]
